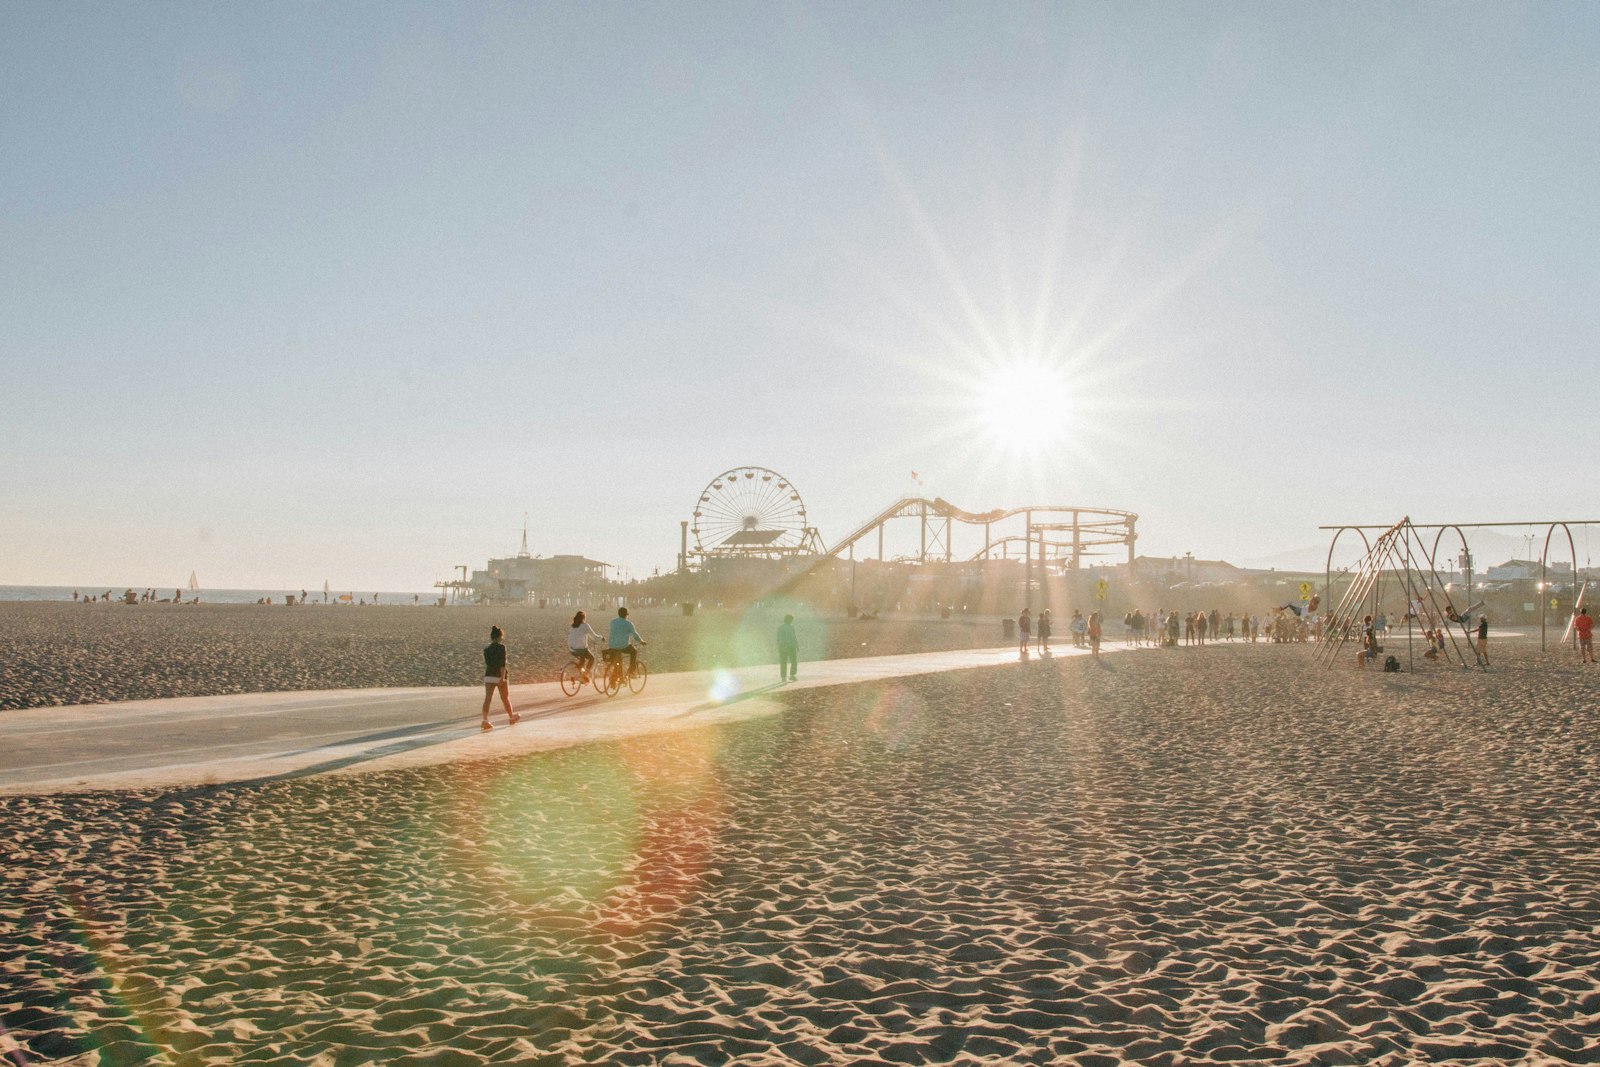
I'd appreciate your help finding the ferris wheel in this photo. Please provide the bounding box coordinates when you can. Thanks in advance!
[692,467,810,556]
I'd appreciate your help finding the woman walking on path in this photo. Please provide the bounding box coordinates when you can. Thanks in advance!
[1037,609,1053,655]
[1088,612,1103,658]
[481,625,519,730]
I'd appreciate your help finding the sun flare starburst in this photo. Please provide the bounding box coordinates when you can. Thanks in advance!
[976,359,1074,451]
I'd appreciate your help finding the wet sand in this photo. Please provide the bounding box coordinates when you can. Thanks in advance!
[5,641,1599,1064]
[0,603,1005,711]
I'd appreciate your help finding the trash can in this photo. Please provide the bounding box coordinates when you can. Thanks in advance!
[1003,617,1015,640]
[681,602,695,617]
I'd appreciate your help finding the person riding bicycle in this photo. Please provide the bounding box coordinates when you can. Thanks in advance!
[567,610,600,678]
[606,606,647,676]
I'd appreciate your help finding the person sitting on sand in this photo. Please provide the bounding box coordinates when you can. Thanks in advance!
[567,611,600,678]
[481,625,519,730]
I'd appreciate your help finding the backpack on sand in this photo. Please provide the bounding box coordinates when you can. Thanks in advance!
[1382,655,1401,673]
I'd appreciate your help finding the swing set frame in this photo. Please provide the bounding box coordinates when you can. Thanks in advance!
[1321,518,1600,654]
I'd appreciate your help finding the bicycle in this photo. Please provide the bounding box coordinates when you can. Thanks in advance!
[558,647,599,697]
[600,648,648,697]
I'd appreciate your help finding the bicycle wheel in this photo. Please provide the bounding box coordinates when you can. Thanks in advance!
[604,662,623,696]
[594,656,611,693]
[559,662,582,697]
[627,662,648,694]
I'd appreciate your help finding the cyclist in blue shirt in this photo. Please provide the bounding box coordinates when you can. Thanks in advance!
[607,607,647,676]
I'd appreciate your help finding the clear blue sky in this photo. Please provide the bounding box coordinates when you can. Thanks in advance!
[4,2,1596,589]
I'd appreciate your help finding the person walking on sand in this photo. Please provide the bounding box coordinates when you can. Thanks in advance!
[1576,608,1595,664]
[777,614,799,682]
[1018,608,1032,657]
[1088,611,1103,658]
[1037,609,1053,655]
[481,625,519,730]
[1476,615,1490,665]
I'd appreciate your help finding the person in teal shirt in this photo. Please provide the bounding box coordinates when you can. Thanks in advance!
[608,607,646,676]
[777,614,799,682]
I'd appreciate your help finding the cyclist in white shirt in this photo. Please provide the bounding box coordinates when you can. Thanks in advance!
[568,610,600,678]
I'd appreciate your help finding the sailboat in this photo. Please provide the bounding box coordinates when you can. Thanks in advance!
[188,571,199,592]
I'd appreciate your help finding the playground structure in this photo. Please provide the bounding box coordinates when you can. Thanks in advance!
[1322,517,1600,653]
[1315,518,1484,671]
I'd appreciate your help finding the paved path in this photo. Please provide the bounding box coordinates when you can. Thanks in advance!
[0,644,1105,794]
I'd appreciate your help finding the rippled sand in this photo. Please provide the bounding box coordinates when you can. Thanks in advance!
[4,642,1599,1064]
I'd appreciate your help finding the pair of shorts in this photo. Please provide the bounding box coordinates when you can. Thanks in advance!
[484,675,505,685]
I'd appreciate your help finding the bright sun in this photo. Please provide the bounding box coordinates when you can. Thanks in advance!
[976,359,1073,448]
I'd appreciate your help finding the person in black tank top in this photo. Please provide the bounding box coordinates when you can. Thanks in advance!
[480,625,519,730]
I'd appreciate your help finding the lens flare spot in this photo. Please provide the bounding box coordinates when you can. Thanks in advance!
[708,668,741,703]
[865,684,927,751]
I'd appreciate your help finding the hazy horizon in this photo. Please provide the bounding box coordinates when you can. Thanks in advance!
[6,3,1597,589]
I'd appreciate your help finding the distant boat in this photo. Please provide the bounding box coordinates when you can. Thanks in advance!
[188,571,199,592]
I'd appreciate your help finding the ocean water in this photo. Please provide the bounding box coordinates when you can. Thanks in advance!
[0,585,438,605]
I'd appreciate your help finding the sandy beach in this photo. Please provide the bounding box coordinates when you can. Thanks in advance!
[5,640,1599,1064]
[0,603,1007,711]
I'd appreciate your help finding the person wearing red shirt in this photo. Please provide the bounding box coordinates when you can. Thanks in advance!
[1575,608,1594,664]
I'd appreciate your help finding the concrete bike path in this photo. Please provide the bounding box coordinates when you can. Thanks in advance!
[0,643,1110,794]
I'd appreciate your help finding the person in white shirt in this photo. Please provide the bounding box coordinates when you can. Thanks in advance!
[568,610,600,677]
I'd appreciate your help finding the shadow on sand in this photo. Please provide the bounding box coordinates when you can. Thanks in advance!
[672,682,789,720]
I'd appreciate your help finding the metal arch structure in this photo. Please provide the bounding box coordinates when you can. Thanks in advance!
[1542,523,1579,649]
[1321,518,1600,651]
[1323,526,1374,613]
[688,466,826,563]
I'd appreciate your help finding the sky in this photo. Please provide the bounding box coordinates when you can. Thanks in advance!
[3,2,1598,589]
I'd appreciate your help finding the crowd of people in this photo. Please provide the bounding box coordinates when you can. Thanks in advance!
[1013,604,1343,659]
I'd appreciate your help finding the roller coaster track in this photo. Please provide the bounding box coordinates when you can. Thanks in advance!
[824,497,1137,563]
